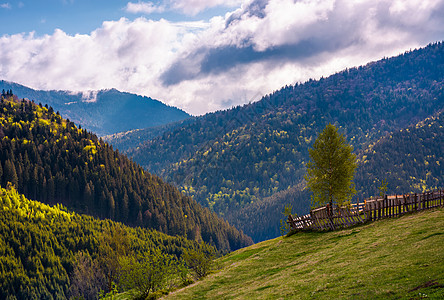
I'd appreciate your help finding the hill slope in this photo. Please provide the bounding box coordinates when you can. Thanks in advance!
[0,185,203,299]
[102,118,194,152]
[0,95,252,252]
[165,208,444,299]
[130,42,444,241]
[0,81,190,136]
[229,111,444,242]
[355,111,444,197]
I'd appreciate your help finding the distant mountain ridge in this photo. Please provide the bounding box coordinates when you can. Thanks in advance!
[102,118,195,152]
[0,81,190,136]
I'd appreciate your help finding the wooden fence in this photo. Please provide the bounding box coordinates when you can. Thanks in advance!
[288,190,444,231]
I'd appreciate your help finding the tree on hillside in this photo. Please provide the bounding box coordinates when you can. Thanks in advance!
[305,123,357,208]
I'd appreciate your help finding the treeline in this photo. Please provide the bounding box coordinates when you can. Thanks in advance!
[128,42,444,237]
[0,185,213,299]
[0,95,252,252]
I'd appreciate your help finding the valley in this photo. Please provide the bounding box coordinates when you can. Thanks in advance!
[0,41,443,299]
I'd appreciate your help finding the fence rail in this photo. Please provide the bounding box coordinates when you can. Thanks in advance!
[288,190,444,231]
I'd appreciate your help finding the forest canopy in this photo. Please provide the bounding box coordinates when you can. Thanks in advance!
[0,94,252,252]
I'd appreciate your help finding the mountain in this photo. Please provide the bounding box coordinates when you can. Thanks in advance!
[355,111,444,197]
[0,185,202,299]
[164,208,444,299]
[128,42,444,242]
[0,81,190,136]
[102,118,195,152]
[228,112,444,241]
[0,94,253,252]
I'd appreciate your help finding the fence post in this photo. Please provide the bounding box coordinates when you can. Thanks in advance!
[414,193,417,211]
[287,215,295,230]
[425,192,427,209]
[377,200,380,220]
[364,200,368,222]
[388,195,392,218]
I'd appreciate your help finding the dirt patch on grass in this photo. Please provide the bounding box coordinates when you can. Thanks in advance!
[409,280,444,292]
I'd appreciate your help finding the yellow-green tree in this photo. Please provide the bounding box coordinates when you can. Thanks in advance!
[305,124,357,208]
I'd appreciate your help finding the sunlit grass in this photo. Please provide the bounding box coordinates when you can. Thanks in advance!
[165,208,444,299]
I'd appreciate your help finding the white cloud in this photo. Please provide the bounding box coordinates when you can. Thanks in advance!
[125,1,165,14]
[0,18,184,95]
[0,0,443,115]
[125,0,242,16]
[1,2,11,9]
[171,0,242,15]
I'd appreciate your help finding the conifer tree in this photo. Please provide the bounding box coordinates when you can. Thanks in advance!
[3,160,18,188]
[305,123,357,208]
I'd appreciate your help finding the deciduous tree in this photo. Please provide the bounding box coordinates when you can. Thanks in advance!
[305,124,357,208]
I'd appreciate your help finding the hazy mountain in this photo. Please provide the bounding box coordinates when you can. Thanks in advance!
[0,81,190,136]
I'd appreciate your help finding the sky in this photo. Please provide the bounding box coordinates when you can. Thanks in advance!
[0,0,443,115]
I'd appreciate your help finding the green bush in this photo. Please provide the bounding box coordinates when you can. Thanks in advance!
[183,242,217,280]
[119,249,179,299]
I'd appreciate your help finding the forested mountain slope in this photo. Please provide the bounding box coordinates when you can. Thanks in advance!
[0,94,252,251]
[129,42,444,241]
[355,111,444,197]
[102,118,194,152]
[0,185,202,299]
[228,112,444,241]
[0,81,190,136]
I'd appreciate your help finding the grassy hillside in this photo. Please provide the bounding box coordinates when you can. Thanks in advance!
[165,208,444,299]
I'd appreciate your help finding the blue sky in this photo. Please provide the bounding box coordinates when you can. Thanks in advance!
[1,0,443,115]
[0,1,234,36]
[1,1,126,36]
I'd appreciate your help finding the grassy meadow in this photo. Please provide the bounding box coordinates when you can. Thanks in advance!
[164,208,444,299]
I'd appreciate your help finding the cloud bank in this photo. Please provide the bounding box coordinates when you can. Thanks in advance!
[1,0,443,115]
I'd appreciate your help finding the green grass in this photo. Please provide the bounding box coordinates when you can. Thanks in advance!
[164,208,444,299]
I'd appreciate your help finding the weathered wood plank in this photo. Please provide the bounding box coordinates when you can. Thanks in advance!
[287,190,443,232]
